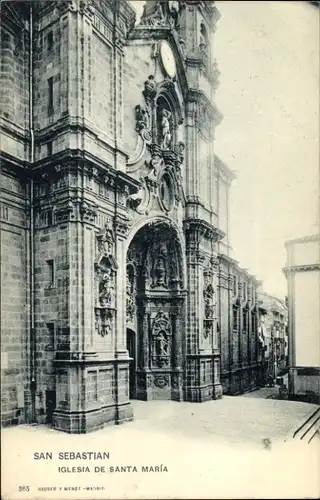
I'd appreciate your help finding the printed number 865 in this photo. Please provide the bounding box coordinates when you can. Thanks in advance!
[19,486,30,492]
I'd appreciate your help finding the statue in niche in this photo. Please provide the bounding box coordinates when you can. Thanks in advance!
[167,0,181,28]
[95,309,111,337]
[126,269,135,322]
[97,219,114,257]
[160,108,172,150]
[156,331,169,356]
[153,255,167,287]
[152,310,171,368]
[95,309,101,335]
[99,268,114,307]
[101,314,112,337]
[141,1,165,26]
[140,0,183,28]
[204,284,215,320]
[199,23,209,56]
[169,254,179,285]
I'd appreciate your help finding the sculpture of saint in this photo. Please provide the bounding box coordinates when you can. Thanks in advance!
[99,269,114,307]
[161,108,172,149]
[157,331,169,356]
[154,255,167,286]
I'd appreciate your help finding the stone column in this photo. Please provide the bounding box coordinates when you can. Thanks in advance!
[171,299,184,402]
[136,303,152,401]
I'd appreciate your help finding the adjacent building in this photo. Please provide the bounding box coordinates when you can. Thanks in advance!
[283,234,320,404]
[219,257,261,395]
[1,0,263,433]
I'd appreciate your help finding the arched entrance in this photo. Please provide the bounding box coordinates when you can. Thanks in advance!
[126,220,186,401]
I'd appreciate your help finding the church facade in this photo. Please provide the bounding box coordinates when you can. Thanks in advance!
[0,0,261,433]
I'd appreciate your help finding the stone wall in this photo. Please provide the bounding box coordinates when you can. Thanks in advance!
[0,169,30,427]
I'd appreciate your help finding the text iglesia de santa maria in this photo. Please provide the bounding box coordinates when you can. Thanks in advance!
[1,0,265,433]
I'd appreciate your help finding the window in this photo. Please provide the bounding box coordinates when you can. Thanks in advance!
[243,282,247,301]
[1,204,9,220]
[251,312,256,335]
[47,141,53,156]
[47,210,53,226]
[46,322,55,350]
[46,259,55,286]
[233,276,237,296]
[48,77,54,114]
[47,31,53,52]
[243,309,248,334]
[233,305,239,332]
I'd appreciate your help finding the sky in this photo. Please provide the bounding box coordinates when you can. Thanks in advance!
[129,1,319,298]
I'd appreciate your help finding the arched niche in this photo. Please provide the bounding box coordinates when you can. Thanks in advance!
[130,221,184,293]
[154,80,184,150]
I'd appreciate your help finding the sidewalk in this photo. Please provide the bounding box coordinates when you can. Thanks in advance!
[240,386,280,399]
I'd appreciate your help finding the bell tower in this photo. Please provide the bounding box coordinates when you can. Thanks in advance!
[179,1,224,401]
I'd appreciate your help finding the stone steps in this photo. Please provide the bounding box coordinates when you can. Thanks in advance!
[293,407,320,444]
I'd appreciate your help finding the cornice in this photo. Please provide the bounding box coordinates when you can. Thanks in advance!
[283,264,320,275]
[183,217,225,242]
[0,118,30,142]
[30,148,140,196]
[0,151,30,176]
[187,88,223,126]
[214,154,236,182]
[285,234,319,246]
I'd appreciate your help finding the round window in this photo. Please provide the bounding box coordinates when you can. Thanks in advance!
[159,174,174,212]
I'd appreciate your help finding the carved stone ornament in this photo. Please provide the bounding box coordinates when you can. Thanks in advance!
[79,0,94,17]
[95,220,118,310]
[147,145,164,180]
[204,284,215,320]
[135,105,152,143]
[143,75,157,105]
[139,1,184,29]
[95,308,112,337]
[171,374,180,389]
[203,266,216,339]
[126,266,135,323]
[154,375,169,388]
[175,140,185,164]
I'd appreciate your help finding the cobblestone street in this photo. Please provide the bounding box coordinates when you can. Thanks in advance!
[2,397,319,500]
